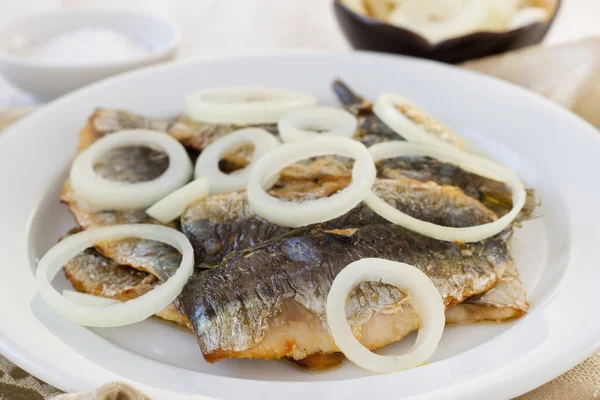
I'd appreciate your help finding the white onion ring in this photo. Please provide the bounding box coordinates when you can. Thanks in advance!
[195,128,280,194]
[36,224,194,327]
[388,0,490,43]
[373,94,465,148]
[185,87,317,124]
[247,137,376,227]
[327,258,445,374]
[365,141,526,242]
[62,290,118,307]
[277,106,358,142]
[146,177,210,223]
[69,130,193,211]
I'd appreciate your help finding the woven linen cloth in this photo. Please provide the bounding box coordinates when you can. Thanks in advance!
[1,38,599,400]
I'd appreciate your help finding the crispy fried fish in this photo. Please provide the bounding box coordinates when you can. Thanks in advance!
[169,116,353,180]
[446,263,529,323]
[168,117,277,153]
[378,157,538,219]
[63,112,185,280]
[78,108,172,152]
[63,247,191,328]
[333,80,537,219]
[293,263,529,370]
[182,176,497,266]
[62,236,527,340]
[333,79,465,147]
[179,224,512,362]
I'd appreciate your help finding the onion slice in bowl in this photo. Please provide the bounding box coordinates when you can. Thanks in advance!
[373,94,465,148]
[327,258,445,374]
[278,106,358,142]
[247,136,376,227]
[69,129,193,211]
[36,224,194,327]
[365,141,526,242]
[185,87,317,124]
[146,177,210,223]
[195,128,280,194]
[387,0,490,44]
[509,7,549,29]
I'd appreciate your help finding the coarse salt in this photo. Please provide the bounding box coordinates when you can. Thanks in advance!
[10,28,150,65]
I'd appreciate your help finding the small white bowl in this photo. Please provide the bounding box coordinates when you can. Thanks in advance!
[0,9,179,101]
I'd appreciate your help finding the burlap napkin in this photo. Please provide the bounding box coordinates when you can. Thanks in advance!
[0,38,599,400]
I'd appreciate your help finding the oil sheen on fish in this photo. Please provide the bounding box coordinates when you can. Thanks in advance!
[182,176,497,266]
[378,157,538,219]
[179,224,512,362]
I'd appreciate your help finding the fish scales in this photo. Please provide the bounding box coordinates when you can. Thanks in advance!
[63,111,182,280]
[182,176,497,265]
[179,224,511,360]
[332,79,538,219]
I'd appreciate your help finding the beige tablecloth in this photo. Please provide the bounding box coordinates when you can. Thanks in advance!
[1,38,599,400]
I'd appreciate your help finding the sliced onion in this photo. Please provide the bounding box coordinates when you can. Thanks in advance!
[247,136,376,227]
[509,7,548,30]
[340,0,368,15]
[373,94,465,148]
[69,129,193,211]
[185,87,317,124]
[327,258,445,374]
[146,177,210,223]
[36,224,194,327]
[62,290,118,307]
[388,0,490,43]
[485,0,519,30]
[277,106,358,143]
[195,128,280,194]
[365,141,526,242]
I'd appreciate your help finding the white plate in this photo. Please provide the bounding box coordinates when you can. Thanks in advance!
[0,52,599,400]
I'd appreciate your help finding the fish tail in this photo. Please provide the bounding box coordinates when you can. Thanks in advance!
[332,79,371,111]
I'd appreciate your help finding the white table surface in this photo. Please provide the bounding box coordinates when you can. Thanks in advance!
[0,0,599,107]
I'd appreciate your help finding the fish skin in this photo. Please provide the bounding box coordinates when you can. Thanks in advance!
[79,108,172,152]
[81,107,537,220]
[64,247,157,299]
[63,246,191,328]
[446,263,530,323]
[63,237,526,367]
[168,117,280,170]
[288,263,529,369]
[179,224,512,361]
[333,80,538,219]
[65,108,528,364]
[378,157,538,220]
[61,178,181,281]
[93,146,169,183]
[332,79,463,148]
[168,117,277,152]
[332,79,398,147]
[66,113,349,277]
[181,176,497,266]
[61,182,181,281]
[63,112,183,279]
[86,109,350,183]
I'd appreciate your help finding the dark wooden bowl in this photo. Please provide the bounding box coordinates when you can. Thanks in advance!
[333,0,561,64]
